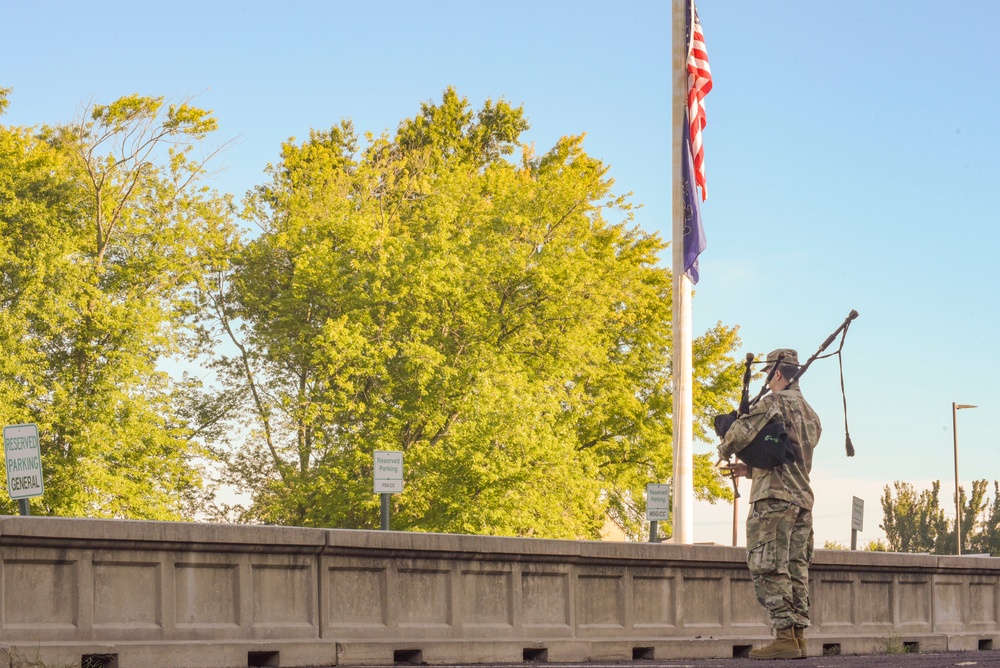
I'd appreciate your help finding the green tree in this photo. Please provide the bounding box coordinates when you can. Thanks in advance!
[880,481,948,553]
[880,479,989,554]
[821,539,887,551]
[969,482,1000,556]
[951,479,989,555]
[212,88,741,538]
[0,93,235,518]
[863,538,889,551]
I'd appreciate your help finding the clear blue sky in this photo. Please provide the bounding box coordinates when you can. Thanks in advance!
[4,0,999,546]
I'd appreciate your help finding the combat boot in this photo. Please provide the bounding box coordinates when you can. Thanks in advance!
[794,626,807,656]
[749,626,802,660]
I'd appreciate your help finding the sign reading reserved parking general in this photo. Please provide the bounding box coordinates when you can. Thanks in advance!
[4,423,44,500]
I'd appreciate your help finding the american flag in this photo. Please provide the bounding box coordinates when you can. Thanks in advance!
[686,3,712,201]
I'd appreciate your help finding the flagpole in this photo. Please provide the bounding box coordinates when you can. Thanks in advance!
[671,0,694,545]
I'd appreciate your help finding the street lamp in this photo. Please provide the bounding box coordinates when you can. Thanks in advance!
[953,402,978,556]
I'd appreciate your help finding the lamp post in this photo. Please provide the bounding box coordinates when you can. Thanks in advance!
[952,402,978,555]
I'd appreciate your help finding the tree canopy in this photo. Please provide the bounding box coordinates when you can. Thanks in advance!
[210,88,742,538]
[0,93,235,517]
[1,87,743,538]
[880,479,994,554]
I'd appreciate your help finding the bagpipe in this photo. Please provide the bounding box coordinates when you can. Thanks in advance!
[715,310,859,493]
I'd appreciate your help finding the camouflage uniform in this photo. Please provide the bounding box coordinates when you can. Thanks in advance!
[718,349,822,633]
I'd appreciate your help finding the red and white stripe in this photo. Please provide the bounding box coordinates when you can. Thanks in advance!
[687,5,712,201]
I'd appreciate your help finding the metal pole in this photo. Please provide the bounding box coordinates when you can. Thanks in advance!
[851,529,858,551]
[18,499,30,516]
[731,481,739,547]
[952,402,978,555]
[670,0,694,546]
[649,520,659,543]
[953,402,961,555]
[380,493,390,531]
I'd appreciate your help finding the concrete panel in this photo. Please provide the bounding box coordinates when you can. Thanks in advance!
[969,579,998,627]
[174,562,240,627]
[898,577,932,627]
[326,564,388,629]
[948,633,992,651]
[459,566,513,628]
[396,562,453,629]
[521,569,570,629]
[576,568,624,631]
[652,637,745,660]
[530,639,592,662]
[4,557,78,628]
[4,518,1000,666]
[368,639,525,665]
[857,576,893,627]
[251,563,314,630]
[682,574,725,627]
[582,639,634,661]
[93,559,162,631]
[936,578,966,630]
[729,574,767,629]
[815,576,853,629]
[632,574,676,628]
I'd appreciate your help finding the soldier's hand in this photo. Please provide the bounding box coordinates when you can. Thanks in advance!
[718,460,749,478]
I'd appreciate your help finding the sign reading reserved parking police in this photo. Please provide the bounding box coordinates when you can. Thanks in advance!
[4,423,43,500]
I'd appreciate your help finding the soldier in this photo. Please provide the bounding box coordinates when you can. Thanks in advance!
[718,348,822,660]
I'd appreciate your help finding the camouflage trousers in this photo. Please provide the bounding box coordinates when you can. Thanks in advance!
[746,498,813,632]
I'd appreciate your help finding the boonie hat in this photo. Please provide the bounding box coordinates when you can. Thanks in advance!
[761,348,799,373]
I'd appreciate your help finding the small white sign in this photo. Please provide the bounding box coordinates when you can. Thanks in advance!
[646,483,671,522]
[374,450,404,494]
[5,423,44,500]
[851,496,864,532]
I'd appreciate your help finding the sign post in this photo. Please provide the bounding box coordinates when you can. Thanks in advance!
[851,496,864,550]
[646,483,671,543]
[4,424,43,516]
[373,450,403,530]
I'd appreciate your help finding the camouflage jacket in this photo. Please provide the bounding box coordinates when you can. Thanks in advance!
[717,383,822,510]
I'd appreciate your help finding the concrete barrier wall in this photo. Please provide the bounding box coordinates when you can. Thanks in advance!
[1,516,998,667]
